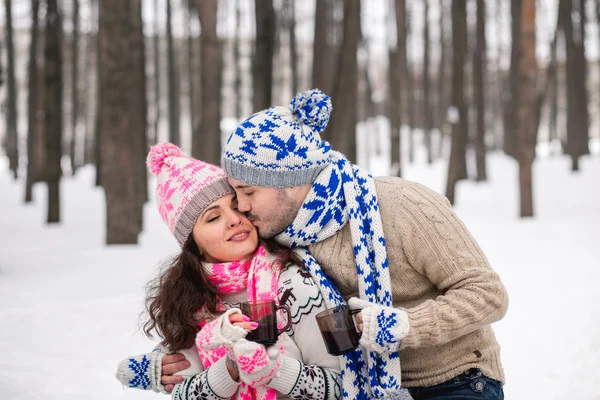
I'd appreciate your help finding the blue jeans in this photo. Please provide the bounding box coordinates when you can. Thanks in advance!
[408,368,504,400]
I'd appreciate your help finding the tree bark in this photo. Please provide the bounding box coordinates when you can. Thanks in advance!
[504,0,521,159]
[43,0,63,223]
[69,0,80,174]
[152,0,161,144]
[560,0,590,171]
[193,0,222,165]
[82,0,98,166]
[166,0,181,146]
[312,0,335,95]
[405,6,415,164]
[234,1,243,119]
[285,0,299,95]
[435,0,447,159]
[4,0,18,179]
[253,0,276,110]
[445,0,468,205]
[388,0,406,177]
[98,0,144,244]
[517,0,536,217]
[25,0,41,203]
[328,0,360,162]
[473,0,487,181]
[423,0,432,164]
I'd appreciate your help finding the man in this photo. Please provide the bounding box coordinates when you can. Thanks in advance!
[125,89,508,399]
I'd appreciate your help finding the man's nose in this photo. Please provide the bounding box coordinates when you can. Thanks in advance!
[237,198,251,212]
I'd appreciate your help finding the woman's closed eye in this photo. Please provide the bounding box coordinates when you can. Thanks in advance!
[206,215,220,223]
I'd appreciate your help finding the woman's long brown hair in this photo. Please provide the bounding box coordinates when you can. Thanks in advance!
[143,235,221,351]
[142,235,303,351]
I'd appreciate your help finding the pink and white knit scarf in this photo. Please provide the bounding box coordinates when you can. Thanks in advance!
[195,245,284,400]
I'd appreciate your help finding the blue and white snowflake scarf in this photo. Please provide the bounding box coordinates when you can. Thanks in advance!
[275,151,402,399]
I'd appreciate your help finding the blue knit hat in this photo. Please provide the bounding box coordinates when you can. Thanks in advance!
[221,89,333,188]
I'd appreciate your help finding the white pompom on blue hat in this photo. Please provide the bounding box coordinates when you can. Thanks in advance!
[221,89,333,188]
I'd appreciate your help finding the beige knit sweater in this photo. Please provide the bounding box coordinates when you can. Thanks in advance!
[308,177,508,388]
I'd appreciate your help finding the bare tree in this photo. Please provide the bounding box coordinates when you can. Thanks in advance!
[435,0,448,158]
[25,0,41,202]
[503,0,521,159]
[253,0,276,110]
[152,0,161,144]
[166,0,181,146]
[445,0,468,205]
[97,0,145,243]
[69,0,80,174]
[283,0,299,95]
[423,0,433,164]
[193,0,222,165]
[560,0,590,171]
[83,0,98,166]
[312,0,335,94]
[43,0,64,223]
[234,1,243,119]
[328,0,361,162]
[405,4,415,164]
[473,0,487,181]
[388,0,406,177]
[4,0,18,179]
[517,0,537,217]
[186,0,199,143]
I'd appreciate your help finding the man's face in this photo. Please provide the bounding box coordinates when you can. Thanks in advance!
[228,177,300,239]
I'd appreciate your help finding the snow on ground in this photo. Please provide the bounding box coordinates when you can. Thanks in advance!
[1,147,599,399]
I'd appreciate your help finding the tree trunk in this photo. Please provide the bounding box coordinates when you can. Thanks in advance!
[69,0,80,174]
[504,0,521,159]
[82,0,97,166]
[560,0,590,171]
[445,0,468,205]
[152,0,161,144]
[186,1,197,143]
[43,0,63,223]
[423,0,432,164]
[4,0,18,179]
[405,7,415,164]
[473,0,487,181]
[166,0,181,146]
[193,0,222,165]
[131,0,148,222]
[517,0,536,217]
[25,0,41,203]
[234,1,242,119]
[312,0,335,95]
[328,0,360,162]
[98,0,144,244]
[435,0,447,159]
[253,0,276,110]
[388,0,406,177]
[285,0,299,95]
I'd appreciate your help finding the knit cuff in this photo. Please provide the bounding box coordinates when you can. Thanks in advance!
[266,355,302,395]
[400,301,440,349]
[206,357,241,398]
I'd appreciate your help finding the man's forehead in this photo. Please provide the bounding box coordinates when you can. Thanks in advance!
[228,177,254,189]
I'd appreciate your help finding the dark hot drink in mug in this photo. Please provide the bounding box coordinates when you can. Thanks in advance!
[241,300,292,346]
[316,305,361,356]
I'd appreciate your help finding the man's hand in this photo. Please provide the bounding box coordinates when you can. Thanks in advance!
[348,297,409,354]
[161,353,191,393]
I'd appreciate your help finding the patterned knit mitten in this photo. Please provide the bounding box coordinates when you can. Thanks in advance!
[197,308,249,350]
[232,338,281,387]
[115,347,167,393]
[348,297,410,354]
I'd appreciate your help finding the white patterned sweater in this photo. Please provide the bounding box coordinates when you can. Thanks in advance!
[171,264,341,400]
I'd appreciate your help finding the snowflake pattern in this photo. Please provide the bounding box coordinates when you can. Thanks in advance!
[126,355,151,390]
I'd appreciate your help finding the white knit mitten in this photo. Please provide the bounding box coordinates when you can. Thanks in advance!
[115,347,167,393]
[196,308,248,351]
[232,338,281,387]
[348,297,409,354]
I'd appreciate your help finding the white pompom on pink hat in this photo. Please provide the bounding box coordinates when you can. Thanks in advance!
[147,143,235,246]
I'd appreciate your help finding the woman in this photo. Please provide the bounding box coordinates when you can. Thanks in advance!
[116,143,340,399]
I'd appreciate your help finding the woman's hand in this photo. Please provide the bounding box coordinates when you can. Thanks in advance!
[229,313,259,332]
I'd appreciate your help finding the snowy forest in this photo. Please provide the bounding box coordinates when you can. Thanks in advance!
[1,1,599,399]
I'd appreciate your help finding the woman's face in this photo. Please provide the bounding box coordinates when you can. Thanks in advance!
[191,194,259,263]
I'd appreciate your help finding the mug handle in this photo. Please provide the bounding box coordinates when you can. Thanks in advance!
[276,304,293,335]
[350,309,363,338]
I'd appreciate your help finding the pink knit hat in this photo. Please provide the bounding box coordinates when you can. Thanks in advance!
[147,142,235,246]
